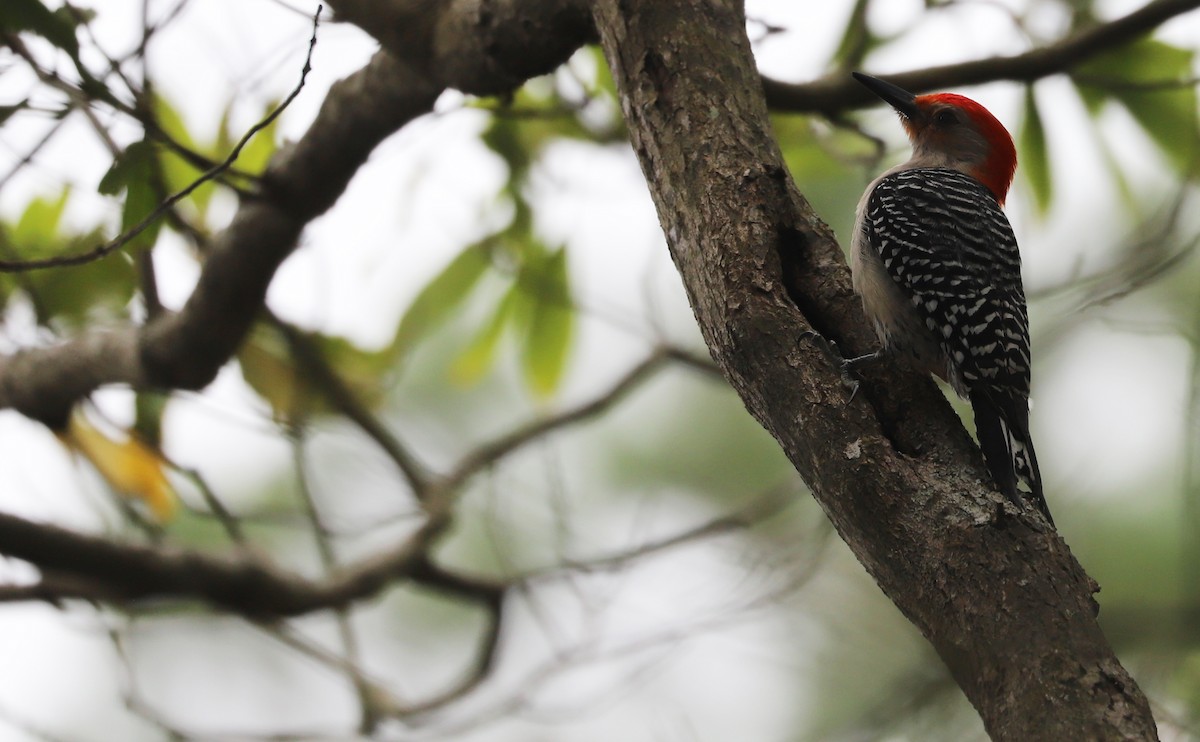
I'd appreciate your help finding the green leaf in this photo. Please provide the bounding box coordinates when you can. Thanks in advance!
[76,73,120,108]
[773,115,848,180]
[28,236,135,327]
[134,392,167,448]
[1092,125,1139,215]
[235,102,281,176]
[519,246,574,397]
[0,0,79,57]
[0,101,28,128]
[480,80,625,205]
[0,191,66,309]
[12,188,69,248]
[772,113,868,239]
[579,47,626,140]
[483,115,534,188]
[829,0,881,71]
[1018,86,1052,215]
[237,322,307,422]
[7,231,136,328]
[237,322,394,423]
[310,332,389,409]
[100,140,163,252]
[152,93,215,217]
[99,140,150,195]
[215,101,236,156]
[55,5,96,26]
[151,91,196,153]
[1073,38,1199,170]
[452,284,520,385]
[0,190,135,327]
[388,241,492,362]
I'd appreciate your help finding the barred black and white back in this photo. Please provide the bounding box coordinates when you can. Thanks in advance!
[852,167,1051,523]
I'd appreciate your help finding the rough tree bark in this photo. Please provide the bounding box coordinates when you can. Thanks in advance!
[592,0,1158,740]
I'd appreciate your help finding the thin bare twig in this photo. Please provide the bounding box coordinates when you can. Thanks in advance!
[176,465,247,543]
[433,347,684,497]
[406,505,830,738]
[274,317,430,495]
[1029,184,1200,347]
[387,557,507,717]
[289,428,384,734]
[0,117,67,191]
[251,621,402,719]
[517,483,798,583]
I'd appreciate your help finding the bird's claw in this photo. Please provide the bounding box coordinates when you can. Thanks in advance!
[799,332,878,404]
[841,349,883,372]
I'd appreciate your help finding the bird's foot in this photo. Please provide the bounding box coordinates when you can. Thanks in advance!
[799,332,878,404]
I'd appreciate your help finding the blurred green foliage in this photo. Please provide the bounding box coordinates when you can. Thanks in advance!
[1073,38,1199,172]
[0,189,135,328]
[1018,85,1052,214]
[0,0,80,59]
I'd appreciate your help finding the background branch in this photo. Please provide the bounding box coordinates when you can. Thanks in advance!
[762,0,1200,112]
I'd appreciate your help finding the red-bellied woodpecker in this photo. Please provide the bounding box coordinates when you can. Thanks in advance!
[849,72,1053,525]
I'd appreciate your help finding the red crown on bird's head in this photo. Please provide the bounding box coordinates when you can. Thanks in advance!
[913,93,1017,205]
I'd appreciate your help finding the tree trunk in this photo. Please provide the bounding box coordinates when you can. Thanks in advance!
[592,0,1159,739]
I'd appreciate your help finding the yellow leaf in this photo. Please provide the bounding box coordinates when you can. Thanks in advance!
[59,411,176,521]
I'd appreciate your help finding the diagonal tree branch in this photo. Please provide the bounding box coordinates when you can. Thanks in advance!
[435,345,692,495]
[274,316,431,494]
[592,0,1157,738]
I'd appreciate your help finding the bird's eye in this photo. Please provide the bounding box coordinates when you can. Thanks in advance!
[934,109,958,126]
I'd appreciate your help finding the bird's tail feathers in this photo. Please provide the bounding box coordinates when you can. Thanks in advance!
[969,391,1054,525]
[1009,426,1052,525]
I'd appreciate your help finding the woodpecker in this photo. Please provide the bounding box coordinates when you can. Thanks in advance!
[849,72,1053,525]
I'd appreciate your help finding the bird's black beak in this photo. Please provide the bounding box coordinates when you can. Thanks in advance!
[853,72,921,121]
